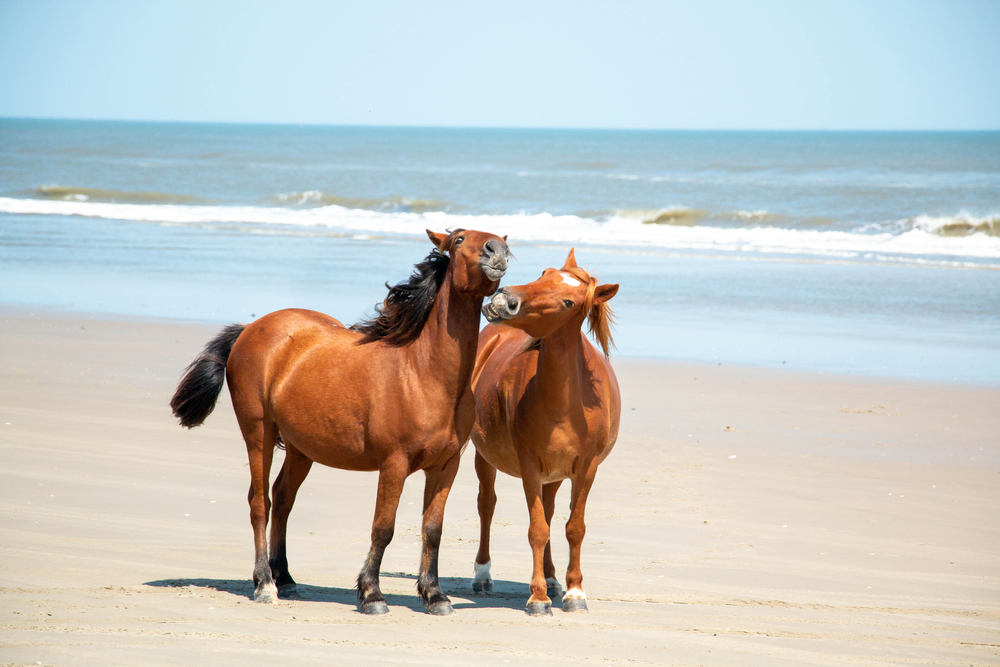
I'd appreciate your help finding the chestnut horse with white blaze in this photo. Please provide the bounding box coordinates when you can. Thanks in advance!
[471,249,620,615]
[170,229,510,616]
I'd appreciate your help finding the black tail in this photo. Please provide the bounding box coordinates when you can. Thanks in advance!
[170,323,246,428]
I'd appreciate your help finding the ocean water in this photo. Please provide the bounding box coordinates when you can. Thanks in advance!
[1,119,998,383]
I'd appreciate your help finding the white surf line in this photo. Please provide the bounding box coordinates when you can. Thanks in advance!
[4,197,999,260]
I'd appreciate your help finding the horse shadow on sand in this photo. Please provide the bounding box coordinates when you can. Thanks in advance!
[144,571,531,613]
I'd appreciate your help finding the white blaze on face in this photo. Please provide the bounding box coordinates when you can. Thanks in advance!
[559,272,581,287]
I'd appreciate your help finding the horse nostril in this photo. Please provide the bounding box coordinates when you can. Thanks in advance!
[507,294,521,315]
[483,240,498,256]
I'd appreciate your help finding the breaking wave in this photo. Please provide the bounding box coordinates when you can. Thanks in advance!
[1,196,998,265]
[613,208,787,226]
[908,214,999,237]
[33,185,207,205]
[860,213,1000,238]
[615,208,708,226]
[273,191,449,213]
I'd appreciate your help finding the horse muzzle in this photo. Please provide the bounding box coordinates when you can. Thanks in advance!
[483,289,520,323]
[480,239,510,282]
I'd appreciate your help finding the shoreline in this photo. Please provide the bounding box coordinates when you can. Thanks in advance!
[1,307,998,665]
[4,203,999,385]
[3,301,997,390]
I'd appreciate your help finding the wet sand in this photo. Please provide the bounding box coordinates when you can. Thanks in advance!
[1,306,998,666]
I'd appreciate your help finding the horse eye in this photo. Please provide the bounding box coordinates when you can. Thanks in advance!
[454,236,464,245]
[563,299,574,309]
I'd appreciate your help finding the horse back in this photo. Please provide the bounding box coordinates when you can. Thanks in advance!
[227,308,354,386]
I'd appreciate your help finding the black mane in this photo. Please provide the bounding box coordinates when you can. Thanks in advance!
[352,249,451,346]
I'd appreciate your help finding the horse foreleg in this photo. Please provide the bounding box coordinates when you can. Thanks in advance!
[542,480,564,601]
[520,464,553,616]
[268,445,313,598]
[472,449,497,594]
[244,419,279,603]
[563,458,598,612]
[356,458,407,615]
[417,452,461,615]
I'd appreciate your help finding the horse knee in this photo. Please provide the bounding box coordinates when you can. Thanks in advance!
[528,521,549,548]
[566,520,586,545]
[250,501,268,524]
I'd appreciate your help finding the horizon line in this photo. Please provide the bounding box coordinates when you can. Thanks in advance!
[3,115,999,133]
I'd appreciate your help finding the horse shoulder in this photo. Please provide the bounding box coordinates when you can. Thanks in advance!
[491,337,539,410]
[471,330,537,473]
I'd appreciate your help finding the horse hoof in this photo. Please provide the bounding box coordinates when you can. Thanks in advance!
[525,601,553,616]
[360,600,389,615]
[277,583,300,599]
[562,597,589,612]
[546,583,562,600]
[426,600,454,616]
[254,582,278,604]
[472,580,493,595]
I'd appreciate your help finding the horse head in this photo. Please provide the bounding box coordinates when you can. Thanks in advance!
[427,228,511,297]
[483,248,618,355]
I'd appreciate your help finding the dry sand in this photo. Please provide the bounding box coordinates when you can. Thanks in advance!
[1,306,998,666]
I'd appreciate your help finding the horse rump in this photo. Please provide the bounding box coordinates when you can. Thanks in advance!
[170,323,246,428]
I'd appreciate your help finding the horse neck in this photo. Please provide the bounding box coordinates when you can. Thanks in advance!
[534,317,587,410]
[407,274,482,393]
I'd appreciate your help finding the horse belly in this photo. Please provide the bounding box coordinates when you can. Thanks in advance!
[377,418,465,472]
[473,430,523,479]
[471,399,523,478]
[288,432,377,471]
[269,355,378,471]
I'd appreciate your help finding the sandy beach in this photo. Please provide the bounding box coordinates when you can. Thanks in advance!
[1,305,997,666]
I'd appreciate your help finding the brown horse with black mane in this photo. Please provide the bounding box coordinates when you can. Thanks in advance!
[170,229,510,616]
[470,248,620,615]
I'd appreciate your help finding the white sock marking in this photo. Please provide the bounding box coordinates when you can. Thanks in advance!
[564,587,586,600]
[473,560,492,583]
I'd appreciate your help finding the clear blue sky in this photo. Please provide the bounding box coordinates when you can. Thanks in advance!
[1,0,997,130]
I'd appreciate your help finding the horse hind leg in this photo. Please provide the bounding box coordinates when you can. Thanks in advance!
[268,444,313,599]
[242,416,279,603]
[472,450,497,595]
[542,480,564,601]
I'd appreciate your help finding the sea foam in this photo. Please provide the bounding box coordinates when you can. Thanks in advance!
[1,197,998,266]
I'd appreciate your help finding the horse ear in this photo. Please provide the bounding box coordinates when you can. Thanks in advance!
[562,248,578,269]
[426,230,449,251]
[594,283,619,304]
